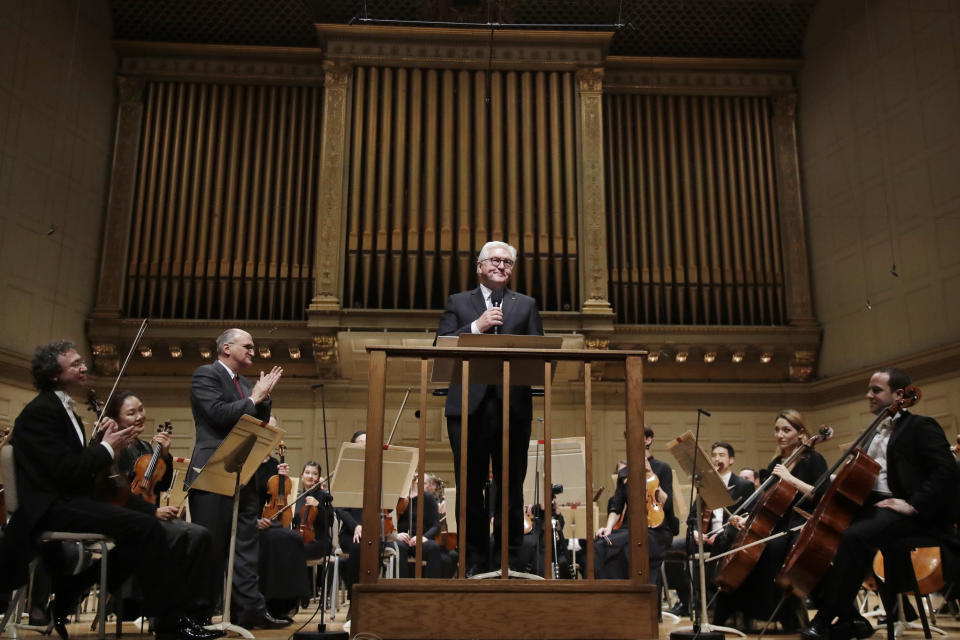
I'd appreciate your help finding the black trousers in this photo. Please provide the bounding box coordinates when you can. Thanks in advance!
[447,387,531,567]
[594,527,673,581]
[812,503,930,620]
[395,539,446,578]
[189,485,265,619]
[36,496,184,618]
[161,519,215,616]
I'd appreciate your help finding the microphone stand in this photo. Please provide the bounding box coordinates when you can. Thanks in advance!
[670,409,740,640]
[293,382,348,640]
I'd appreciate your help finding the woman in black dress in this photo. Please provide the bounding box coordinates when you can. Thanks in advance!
[713,409,828,632]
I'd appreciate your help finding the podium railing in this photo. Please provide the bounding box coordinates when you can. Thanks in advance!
[356,344,656,640]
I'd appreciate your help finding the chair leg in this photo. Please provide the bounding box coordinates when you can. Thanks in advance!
[913,590,932,639]
[97,540,108,640]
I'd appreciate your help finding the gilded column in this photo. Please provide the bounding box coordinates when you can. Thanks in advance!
[771,93,816,326]
[90,75,145,319]
[576,68,614,318]
[310,60,353,312]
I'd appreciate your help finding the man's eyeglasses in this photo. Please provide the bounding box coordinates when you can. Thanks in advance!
[482,257,515,268]
[229,342,256,352]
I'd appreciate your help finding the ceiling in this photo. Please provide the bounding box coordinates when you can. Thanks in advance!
[111,0,817,59]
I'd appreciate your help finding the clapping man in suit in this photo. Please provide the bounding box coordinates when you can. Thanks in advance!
[436,241,544,575]
[187,329,285,629]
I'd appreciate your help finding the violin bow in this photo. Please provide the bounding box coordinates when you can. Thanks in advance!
[90,318,148,440]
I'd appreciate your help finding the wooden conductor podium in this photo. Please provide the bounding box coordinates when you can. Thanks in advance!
[352,340,657,640]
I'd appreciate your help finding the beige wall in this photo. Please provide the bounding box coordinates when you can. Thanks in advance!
[799,0,960,376]
[0,0,115,359]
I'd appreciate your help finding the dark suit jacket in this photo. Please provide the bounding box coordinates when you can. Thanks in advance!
[884,411,959,525]
[0,391,153,588]
[436,286,543,422]
[686,471,754,530]
[186,361,272,485]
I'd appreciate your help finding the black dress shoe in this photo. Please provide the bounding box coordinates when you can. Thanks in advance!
[48,599,71,640]
[235,610,290,629]
[800,619,831,640]
[156,616,225,640]
[831,615,874,640]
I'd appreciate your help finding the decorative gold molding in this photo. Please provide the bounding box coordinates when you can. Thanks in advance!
[91,343,120,377]
[90,75,145,320]
[316,25,613,71]
[309,60,353,313]
[576,68,614,318]
[604,56,797,95]
[113,41,324,84]
[771,92,817,325]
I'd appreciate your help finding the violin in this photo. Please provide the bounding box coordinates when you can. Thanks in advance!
[261,441,293,528]
[776,386,921,597]
[86,390,132,507]
[645,471,666,529]
[131,422,173,506]
[297,500,318,544]
[714,425,833,592]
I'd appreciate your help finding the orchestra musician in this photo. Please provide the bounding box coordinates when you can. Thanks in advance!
[0,340,221,640]
[595,427,678,608]
[738,468,761,490]
[107,391,218,625]
[801,368,960,640]
[436,240,544,576]
[334,430,367,618]
[293,461,334,561]
[393,474,448,578]
[186,329,285,630]
[670,441,753,616]
[253,434,309,625]
[713,409,826,632]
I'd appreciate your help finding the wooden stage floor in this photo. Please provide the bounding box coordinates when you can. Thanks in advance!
[5,603,958,640]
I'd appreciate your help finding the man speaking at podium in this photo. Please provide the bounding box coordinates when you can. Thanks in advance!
[437,241,544,576]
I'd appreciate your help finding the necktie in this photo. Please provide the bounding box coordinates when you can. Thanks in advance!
[233,376,244,399]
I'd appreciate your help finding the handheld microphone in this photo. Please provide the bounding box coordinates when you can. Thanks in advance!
[490,289,504,334]
[698,408,711,417]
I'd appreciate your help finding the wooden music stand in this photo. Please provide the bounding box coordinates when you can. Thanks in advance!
[189,415,284,639]
[668,432,744,639]
[353,343,658,640]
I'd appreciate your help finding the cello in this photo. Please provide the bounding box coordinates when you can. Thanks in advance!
[714,425,833,591]
[775,385,921,597]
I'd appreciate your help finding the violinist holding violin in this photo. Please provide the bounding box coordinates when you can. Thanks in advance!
[108,391,219,627]
[801,368,960,640]
[393,474,447,578]
[595,426,679,599]
[292,461,334,560]
[713,409,827,632]
[253,432,310,624]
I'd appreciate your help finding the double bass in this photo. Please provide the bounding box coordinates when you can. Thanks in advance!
[776,386,921,597]
[714,425,833,591]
